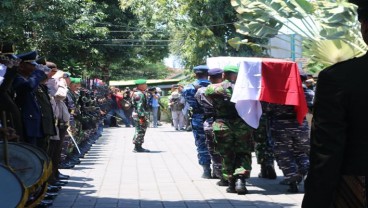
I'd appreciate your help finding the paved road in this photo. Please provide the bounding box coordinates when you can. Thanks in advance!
[52,124,304,208]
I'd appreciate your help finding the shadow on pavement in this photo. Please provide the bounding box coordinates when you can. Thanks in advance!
[52,194,299,208]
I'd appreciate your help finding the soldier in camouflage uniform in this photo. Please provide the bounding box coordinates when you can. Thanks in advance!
[262,102,310,193]
[182,65,212,178]
[131,79,150,153]
[195,68,224,182]
[205,65,253,195]
[252,114,276,179]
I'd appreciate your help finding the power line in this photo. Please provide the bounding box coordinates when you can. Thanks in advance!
[108,39,176,42]
[93,44,169,47]
[107,22,237,33]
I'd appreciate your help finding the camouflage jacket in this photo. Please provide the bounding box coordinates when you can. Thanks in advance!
[195,86,214,119]
[132,90,148,117]
[204,80,239,119]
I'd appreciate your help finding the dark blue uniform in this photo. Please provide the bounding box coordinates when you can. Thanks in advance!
[13,69,47,144]
[182,79,211,166]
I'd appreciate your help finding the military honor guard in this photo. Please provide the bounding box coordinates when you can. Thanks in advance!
[182,65,212,178]
[131,79,150,152]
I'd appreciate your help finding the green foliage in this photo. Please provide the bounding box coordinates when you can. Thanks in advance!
[110,61,169,80]
[230,0,368,72]
[121,0,268,71]
[0,0,171,81]
[158,96,172,123]
[1,0,108,75]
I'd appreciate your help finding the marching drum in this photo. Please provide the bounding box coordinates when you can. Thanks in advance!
[13,142,52,184]
[0,164,28,208]
[0,142,44,193]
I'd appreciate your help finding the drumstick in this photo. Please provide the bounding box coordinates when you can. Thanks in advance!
[8,114,19,143]
[1,111,9,167]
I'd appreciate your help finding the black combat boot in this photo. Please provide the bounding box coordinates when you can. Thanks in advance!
[287,181,299,193]
[226,176,237,193]
[235,175,248,195]
[201,165,212,179]
[258,163,277,179]
[133,144,150,153]
[216,178,229,186]
[212,166,222,179]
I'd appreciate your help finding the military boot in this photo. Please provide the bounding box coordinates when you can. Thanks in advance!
[258,163,277,179]
[287,181,299,193]
[201,165,212,179]
[212,166,222,179]
[226,176,237,193]
[133,144,150,153]
[216,178,229,186]
[235,175,248,195]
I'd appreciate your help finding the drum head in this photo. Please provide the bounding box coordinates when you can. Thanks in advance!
[0,164,28,208]
[14,142,50,164]
[0,142,43,188]
[13,142,51,183]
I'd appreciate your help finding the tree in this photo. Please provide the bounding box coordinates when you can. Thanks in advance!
[0,0,108,75]
[230,0,368,72]
[120,0,268,70]
[1,0,171,81]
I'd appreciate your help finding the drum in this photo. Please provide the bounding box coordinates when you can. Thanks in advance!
[13,142,52,185]
[0,164,28,208]
[0,142,44,192]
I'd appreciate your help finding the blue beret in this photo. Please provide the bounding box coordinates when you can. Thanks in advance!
[208,68,224,76]
[17,51,38,65]
[193,65,209,74]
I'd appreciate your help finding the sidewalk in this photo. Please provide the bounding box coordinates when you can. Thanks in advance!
[52,124,304,208]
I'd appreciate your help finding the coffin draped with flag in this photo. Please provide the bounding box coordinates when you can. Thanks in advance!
[207,57,308,129]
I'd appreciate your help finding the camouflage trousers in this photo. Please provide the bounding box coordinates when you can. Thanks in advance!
[213,118,253,179]
[252,117,274,165]
[191,113,211,165]
[133,116,148,145]
[204,118,222,176]
[271,119,310,181]
[254,137,275,165]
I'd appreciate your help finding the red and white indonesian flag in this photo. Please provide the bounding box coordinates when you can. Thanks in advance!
[207,57,308,128]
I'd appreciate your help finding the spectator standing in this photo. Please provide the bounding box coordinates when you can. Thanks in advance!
[106,87,131,127]
[168,91,184,130]
[149,88,160,128]
[122,87,134,126]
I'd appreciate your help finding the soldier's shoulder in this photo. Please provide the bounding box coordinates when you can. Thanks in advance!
[319,55,366,80]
